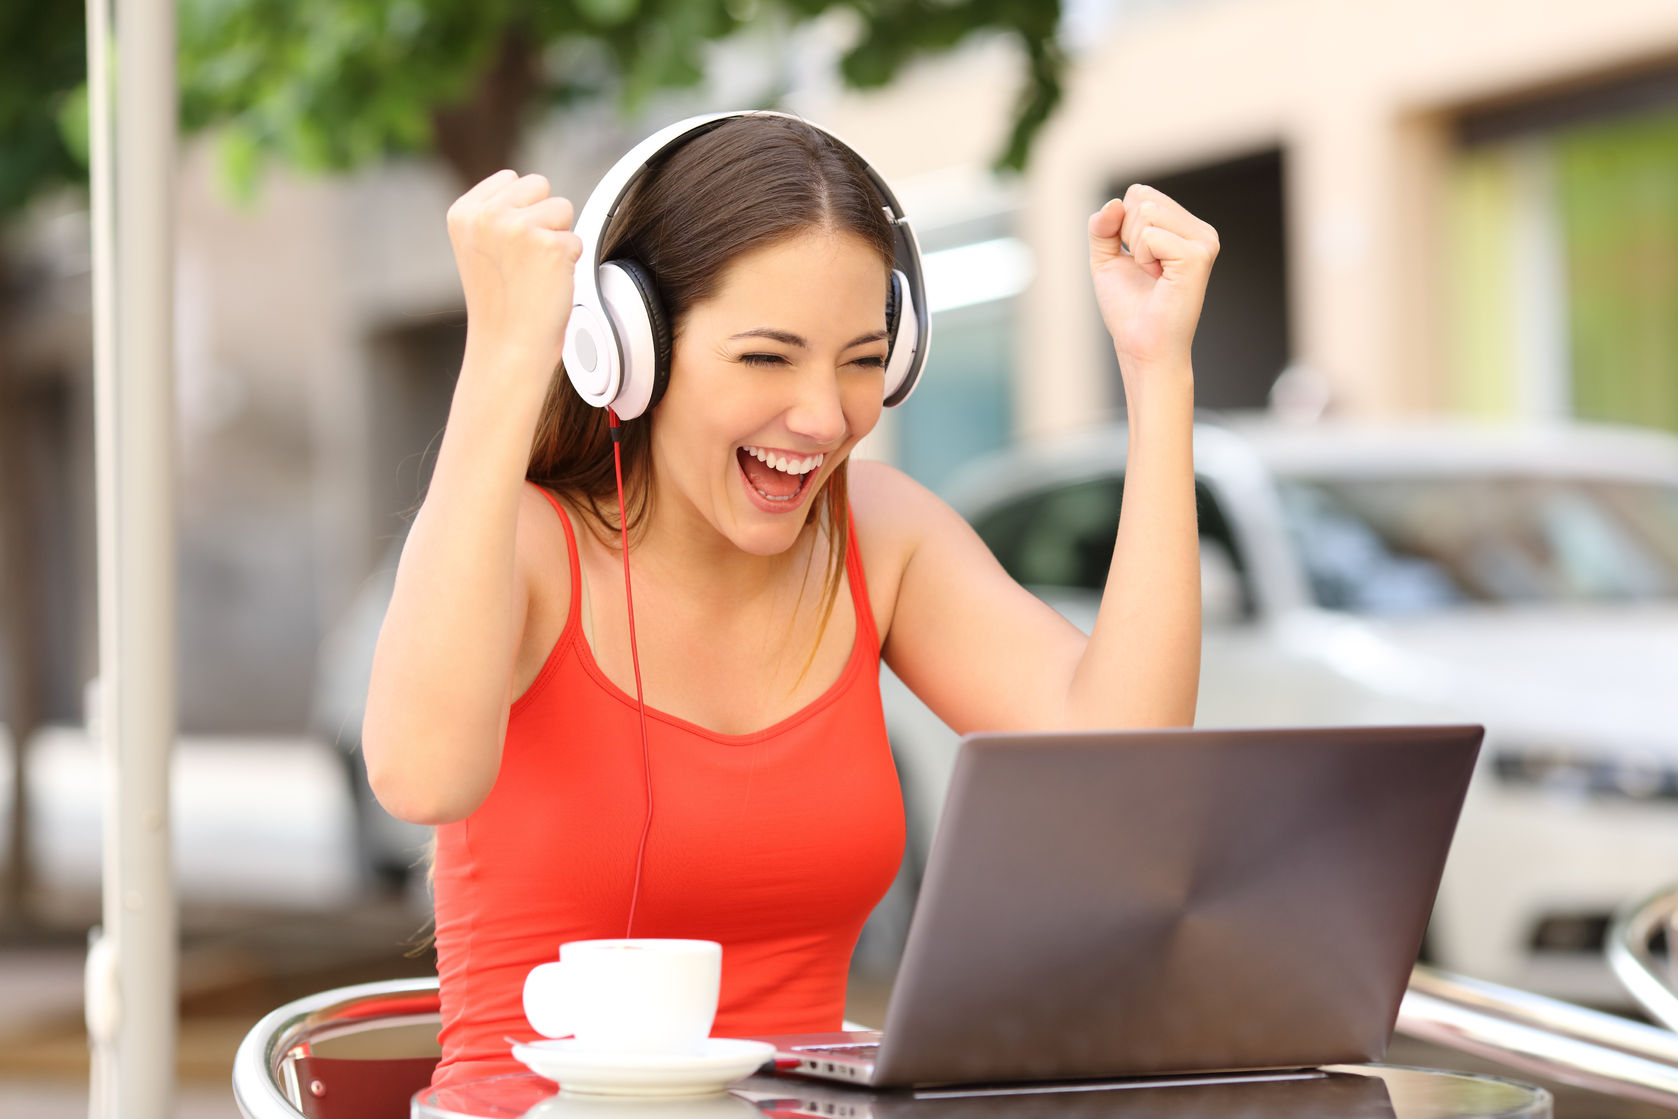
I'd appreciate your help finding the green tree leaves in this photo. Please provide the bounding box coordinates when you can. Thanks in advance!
[3,0,1064,219]
[0,3,91,220]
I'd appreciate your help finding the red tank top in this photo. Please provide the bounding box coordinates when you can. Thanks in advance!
[430,485,905,1087]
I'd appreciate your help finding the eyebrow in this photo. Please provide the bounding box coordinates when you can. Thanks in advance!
[730,327,889,349]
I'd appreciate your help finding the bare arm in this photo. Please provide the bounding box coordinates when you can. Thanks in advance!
[1064,371,1199,726]
[1065,185,1213,725]
[362,348,546,823]
[361,170,582,824]
[877,185,1214,731]
[868,410,1197,733]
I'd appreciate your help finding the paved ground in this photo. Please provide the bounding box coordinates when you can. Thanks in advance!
[0,901,437,1116]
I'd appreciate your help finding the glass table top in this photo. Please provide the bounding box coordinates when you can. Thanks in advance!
[412,1063,1551,1119]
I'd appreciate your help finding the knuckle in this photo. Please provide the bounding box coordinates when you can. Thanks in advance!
[456,210,488,239]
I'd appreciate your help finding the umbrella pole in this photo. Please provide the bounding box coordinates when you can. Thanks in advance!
[86,0,179,1114]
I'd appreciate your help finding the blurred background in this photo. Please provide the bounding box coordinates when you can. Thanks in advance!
[3,0,1678,1114]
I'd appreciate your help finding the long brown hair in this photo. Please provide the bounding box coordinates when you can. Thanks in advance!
[527,114,897,675]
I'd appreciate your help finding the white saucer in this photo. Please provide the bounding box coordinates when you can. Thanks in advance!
[510,1037,777,1097]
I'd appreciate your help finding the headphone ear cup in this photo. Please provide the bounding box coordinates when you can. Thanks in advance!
[881,268,921,406]
[596,259,672,420]
[885,269,902,349]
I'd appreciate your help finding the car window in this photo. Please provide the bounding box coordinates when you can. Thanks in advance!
[973,475,1252,616]
[1277,475,1678,612]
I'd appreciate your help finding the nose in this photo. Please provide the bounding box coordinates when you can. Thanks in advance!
[784,368,847,448]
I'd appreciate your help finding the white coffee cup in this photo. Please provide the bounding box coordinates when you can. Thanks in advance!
[523,938,722,1055]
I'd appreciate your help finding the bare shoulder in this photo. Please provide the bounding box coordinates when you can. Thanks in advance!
[846,458,968,639]
[516,479,568,552]
[848,457,954,543]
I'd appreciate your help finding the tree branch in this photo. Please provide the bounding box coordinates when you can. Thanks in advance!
[429,29,543,191]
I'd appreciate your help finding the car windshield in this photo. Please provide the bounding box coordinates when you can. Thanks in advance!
[1276,475,1678,613]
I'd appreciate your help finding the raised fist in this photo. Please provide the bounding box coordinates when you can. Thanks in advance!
[446,169,585,368]
[1088,184,1219,380]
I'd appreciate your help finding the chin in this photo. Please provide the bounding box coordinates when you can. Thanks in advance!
[729,511,816,557]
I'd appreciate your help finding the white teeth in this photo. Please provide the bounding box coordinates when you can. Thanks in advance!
[741,446,824,475]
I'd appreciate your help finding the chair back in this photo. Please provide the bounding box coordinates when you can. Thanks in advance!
[232,975,441,1119]
[291,1055,440,1119]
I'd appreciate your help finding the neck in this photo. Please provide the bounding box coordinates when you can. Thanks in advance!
[627,482,825,611]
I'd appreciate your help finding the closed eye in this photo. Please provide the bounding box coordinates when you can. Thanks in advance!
[740,353,886,368]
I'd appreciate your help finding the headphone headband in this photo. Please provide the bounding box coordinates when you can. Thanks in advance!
[563,111,930,418]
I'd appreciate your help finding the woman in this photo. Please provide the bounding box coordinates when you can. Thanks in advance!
[363,114,1216,1088]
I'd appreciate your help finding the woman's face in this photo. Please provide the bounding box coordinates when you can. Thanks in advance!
[651,227,891,557]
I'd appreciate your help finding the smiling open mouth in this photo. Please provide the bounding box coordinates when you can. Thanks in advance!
[737,445,823,505]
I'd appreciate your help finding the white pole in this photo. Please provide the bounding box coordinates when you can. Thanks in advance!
[87,0,179,1113]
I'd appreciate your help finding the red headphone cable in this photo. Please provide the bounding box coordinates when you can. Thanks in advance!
[607,408,655,938]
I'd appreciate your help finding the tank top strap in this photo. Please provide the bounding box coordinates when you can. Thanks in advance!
[528,482,582,620]
[843,503,879,652]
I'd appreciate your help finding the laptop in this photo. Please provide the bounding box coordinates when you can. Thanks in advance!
[751,724,1482,1089]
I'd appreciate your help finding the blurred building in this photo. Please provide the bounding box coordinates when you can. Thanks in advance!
[824,0,1678,449]
[5,0,1678,735]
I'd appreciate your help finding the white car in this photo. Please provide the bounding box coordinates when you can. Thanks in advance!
[875,417,1678,1002]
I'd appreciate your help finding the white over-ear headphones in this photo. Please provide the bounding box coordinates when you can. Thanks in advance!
[561,111,930,421]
